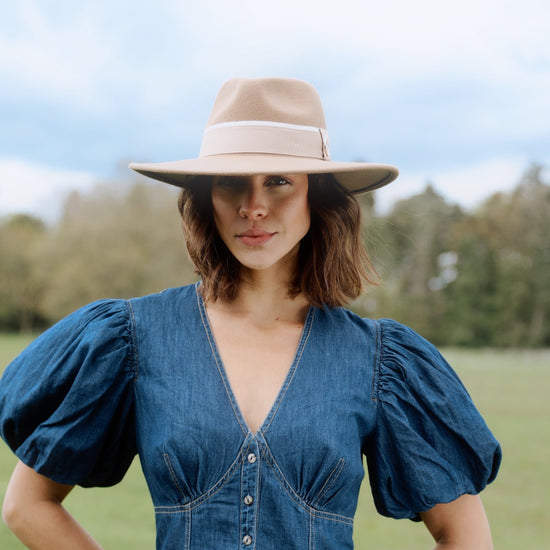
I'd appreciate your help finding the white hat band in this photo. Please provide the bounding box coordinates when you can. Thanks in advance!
[199,121,331,160]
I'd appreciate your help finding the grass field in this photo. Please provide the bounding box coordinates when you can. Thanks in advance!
[0,334,549,549]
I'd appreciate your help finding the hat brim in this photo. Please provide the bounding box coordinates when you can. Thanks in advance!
[129,154,398,195]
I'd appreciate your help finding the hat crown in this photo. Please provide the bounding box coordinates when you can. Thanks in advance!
[206,77,327,129]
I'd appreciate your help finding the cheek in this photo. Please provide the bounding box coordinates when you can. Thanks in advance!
[211,193,222,218]
[211,195,231,234]
[290,195,310,235]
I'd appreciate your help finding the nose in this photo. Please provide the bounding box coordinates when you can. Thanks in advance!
[239,182,267,219]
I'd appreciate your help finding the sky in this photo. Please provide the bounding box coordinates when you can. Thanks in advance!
[1,0,549,221]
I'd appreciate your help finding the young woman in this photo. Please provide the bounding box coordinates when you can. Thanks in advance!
[0,77,501,549]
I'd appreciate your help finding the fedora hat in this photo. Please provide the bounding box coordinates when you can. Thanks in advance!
[129,77,398,194]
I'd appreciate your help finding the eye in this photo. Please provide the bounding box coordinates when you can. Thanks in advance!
[266,176,291,187]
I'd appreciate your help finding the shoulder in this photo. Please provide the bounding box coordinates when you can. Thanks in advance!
[31,298,134,353]
[315,308,433,355]
[374,318,460,382]
[314,305,379,340]
[1,297,137,384]
[317,311,457,396]
[376,318,440,358]
[122,284,205,356]
[128,283,197,310]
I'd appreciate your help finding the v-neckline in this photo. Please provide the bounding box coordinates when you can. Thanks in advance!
[195,283,315,437]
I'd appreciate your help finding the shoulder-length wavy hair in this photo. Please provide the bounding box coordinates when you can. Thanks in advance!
[177,173,378,307]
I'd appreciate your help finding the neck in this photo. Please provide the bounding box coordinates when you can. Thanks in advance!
[206,266,309,326]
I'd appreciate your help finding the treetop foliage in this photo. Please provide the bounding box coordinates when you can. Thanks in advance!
[1,164,548,347]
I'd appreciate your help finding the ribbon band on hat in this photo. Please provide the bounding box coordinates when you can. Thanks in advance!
[199,120,331,160]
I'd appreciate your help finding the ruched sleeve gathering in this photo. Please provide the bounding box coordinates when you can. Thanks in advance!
[364,319,501,521]
[0,299,137,488]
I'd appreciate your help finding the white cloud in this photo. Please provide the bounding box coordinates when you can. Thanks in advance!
[174,0,549,81]
[0,158,97,223]
[0,3,113,110]
[376,155,531,213]
[3,0,548,110]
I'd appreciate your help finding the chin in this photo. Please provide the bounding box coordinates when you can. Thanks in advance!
[237,253,286,272]
[233,244,300,274]
[241,261,277,272]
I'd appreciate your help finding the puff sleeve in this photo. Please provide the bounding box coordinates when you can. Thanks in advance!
[0,299,137,488]
[364,319,501,521]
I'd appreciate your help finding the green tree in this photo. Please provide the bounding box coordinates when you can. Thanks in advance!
[39,180,197,321]
[0,214,48,331]
[363,184,465,343]
[440,163,550,346]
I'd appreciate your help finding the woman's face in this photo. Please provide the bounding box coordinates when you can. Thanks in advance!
[211,174,310,274]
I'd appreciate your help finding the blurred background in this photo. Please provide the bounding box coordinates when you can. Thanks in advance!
[0,1,549,548]
[1,0,548,345]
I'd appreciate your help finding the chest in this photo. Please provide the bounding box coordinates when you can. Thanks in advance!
[206,313,304,433]
[134,320,375,508]
[130,289,379,522]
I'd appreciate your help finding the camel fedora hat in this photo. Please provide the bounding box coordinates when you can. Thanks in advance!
[129,77,398,194]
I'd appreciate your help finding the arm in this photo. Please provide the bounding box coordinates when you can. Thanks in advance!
[420,493,493,550]
[2,460,103,550]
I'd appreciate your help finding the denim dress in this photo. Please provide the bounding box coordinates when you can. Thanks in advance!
[0,284,501,549]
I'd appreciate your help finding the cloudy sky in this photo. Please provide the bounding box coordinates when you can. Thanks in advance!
[1,0,549,220]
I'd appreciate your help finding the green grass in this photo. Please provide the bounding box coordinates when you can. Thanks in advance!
[1,334,549,548]
[0,333,37,368]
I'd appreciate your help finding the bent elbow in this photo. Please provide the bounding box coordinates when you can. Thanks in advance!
[2,494,43,542]
[2,493,20,531]
[2,491,36,536]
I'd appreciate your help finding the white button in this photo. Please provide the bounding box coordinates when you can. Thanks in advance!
[247,453,257,464]
[244,495,253,506]
[243,534,252,545]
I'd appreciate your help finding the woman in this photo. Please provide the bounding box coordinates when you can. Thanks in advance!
[0,77,501,549]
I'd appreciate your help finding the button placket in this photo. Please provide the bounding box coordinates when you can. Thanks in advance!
[240,439,260,548]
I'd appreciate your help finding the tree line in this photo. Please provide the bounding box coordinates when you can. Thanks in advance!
[1,164,548,347]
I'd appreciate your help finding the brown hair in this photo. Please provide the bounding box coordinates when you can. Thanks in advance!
[177,174,378,307]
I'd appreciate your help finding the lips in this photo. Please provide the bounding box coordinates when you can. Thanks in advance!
[236,229,275,247]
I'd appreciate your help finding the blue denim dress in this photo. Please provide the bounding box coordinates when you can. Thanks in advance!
[0,284,501,549]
